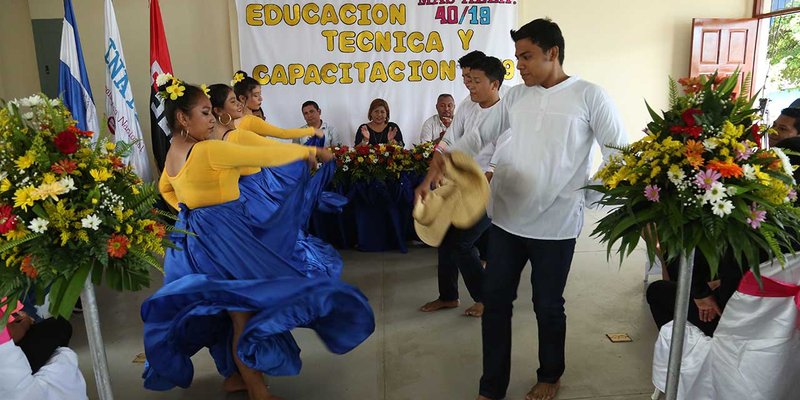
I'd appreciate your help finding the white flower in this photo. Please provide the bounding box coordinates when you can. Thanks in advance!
[6,99,19,111]
[49,98,60,107]
[344,156,351,163]
[0,171,6,181]
[28,217,49,233]
[383,152,390,157]
[742,164,756,180]
[711,199,734,217]
[372,158,378,164]
[59,176,76,192]
[703,139,718,150]
[342,165,349,172]
[726,185,737,196]
[23,95,43,107]
[81,214,101,230]
[771,148,795,182]
[703,182,727,204]
[155,72,173,86]
[423,152,430,158]
[667,169,686,185]
[22,112,34,120]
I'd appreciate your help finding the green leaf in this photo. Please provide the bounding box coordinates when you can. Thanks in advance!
[52,263,92,319]
[0,233,42,253]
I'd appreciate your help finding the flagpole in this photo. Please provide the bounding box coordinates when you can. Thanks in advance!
[81,276,114,400]
[664,248,695,400]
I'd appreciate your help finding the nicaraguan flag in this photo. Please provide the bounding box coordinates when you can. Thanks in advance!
[58,0,99,135]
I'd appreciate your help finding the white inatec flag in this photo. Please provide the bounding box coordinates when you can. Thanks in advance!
[104,0,153,181]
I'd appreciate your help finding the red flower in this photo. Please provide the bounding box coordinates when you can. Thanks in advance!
[145,222,166,239]
[109,156,125,169]
[681,109,703,126]
[355,145,370,156]
[670,125,703,139]
[751,125,763,149]
[0,205,17,234]
[53,130,79,154]
[20,255,38,279]
[51,159,78,174]
[678,77,703,93]
[107,234,130,258]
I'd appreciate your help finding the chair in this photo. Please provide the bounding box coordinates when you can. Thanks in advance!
[651,254,800,400]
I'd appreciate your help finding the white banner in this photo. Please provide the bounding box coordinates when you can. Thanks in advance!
[235,0,519,147]
[104,0,152,181]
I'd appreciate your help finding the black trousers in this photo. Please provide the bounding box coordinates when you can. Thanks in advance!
[18,317,72,373]
[437,214,491,302]
[479,225,576,399]
[646,280,719,337]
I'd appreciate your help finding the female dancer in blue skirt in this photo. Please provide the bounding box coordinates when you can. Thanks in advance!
[143,77,374,400]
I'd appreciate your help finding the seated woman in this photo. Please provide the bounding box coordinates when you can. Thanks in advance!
[354,98,404,146]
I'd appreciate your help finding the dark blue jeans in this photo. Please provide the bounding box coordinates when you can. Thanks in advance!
[479,225,576,399]
[437,214,492,302]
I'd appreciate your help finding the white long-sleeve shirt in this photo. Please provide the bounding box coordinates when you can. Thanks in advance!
[445,77,628,239]
[442,99,510,172]
[295,120,340,146]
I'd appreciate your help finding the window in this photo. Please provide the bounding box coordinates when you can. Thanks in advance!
[755,0,800,17]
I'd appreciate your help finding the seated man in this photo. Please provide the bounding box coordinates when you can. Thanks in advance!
[769,106,800,148]
[417,94,455,144]
[296,100,340,146]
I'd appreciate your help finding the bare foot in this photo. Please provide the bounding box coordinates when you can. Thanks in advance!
[419,299,459,312]
[464,302,484,317]
[526,381,561,400]
[223,373,246,393]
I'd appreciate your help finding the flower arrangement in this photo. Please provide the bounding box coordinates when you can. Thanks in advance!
[0,94,176,322]
[590,71,800,279]
[330,141,434,185]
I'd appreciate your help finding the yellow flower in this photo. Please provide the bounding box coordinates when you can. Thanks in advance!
[4,226,29,241]
[201,84,210,98]
[33,182,67,201]
[90,168,112,182]
[166,80,185,100]
[0,178,10,193]
[131,186,140,195]
[105,142,116,152]
[13,186,36,210]
[15,151,35,170]
[41,173,57,184]
[231,72,245,86]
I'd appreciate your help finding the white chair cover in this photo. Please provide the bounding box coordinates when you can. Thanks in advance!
[0,341,88,400]
[652,255,800,400]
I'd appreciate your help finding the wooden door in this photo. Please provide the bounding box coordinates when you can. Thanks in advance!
[690,18,759,96]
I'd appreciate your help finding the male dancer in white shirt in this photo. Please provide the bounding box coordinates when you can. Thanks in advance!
[419,54,508,318]
[417,19,628,400]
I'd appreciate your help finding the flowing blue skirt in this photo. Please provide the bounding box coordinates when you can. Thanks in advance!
[238,161,344,278]
[142,200,374,390]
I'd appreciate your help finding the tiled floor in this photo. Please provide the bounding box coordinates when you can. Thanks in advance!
[72,210,659,400]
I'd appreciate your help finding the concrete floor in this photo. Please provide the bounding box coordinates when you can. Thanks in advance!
[71,210,659,400]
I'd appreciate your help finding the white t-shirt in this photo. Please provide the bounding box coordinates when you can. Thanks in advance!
[447,77,629,239]
[294,120,340,146]
[417,114,448,145]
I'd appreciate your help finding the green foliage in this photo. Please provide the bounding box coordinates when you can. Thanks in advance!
[767,13,800,90]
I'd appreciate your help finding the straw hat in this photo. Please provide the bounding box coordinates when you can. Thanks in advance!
[413,151,490,246]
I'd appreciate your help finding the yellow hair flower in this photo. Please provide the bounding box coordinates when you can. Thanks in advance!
[201,84,211,98]
[90,168,112,182]
[231,72,245,86]
[166,79,185,100]
[13,186,36,211]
